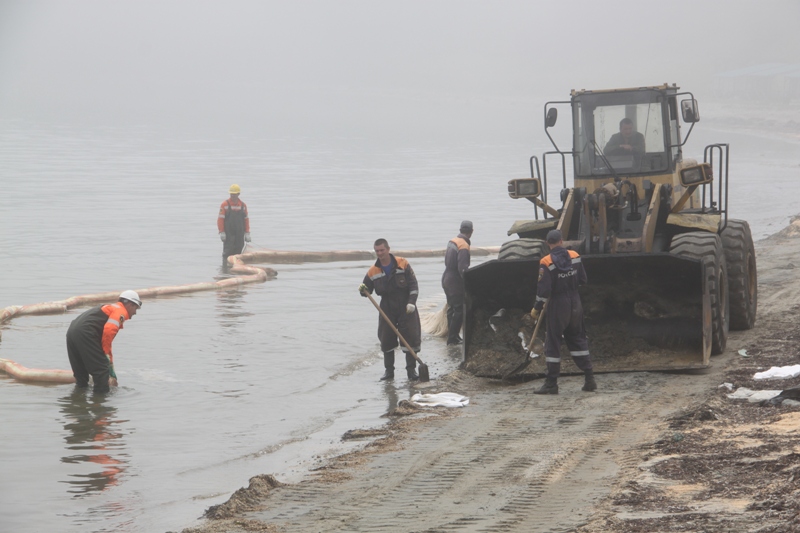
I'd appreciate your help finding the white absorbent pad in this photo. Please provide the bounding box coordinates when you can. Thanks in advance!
[753,365,800,380]
[410,392,470,408]
[727,387,783,402]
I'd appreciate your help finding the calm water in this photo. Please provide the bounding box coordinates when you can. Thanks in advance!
[0,119,797,532]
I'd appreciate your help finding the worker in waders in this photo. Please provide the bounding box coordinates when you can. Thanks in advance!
[218,184,251,266]
[66,290,142,394]
[359,239,422,381]
[441,220,473,345]
[531,230,596,395]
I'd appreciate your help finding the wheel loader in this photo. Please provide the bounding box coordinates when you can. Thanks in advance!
[463,84,758,379]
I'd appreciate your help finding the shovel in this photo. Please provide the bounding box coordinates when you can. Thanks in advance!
[362,291,430,382]
[502,303,547,380]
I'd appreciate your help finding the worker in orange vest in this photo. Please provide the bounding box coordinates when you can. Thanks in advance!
[218,184,251,266]
[442,220,473,345]
[359,239,422,381]
[66,291,142,393]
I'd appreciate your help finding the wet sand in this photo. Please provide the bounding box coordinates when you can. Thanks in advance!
[175,216,800,532]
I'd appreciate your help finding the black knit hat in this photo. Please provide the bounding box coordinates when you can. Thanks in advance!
[546,229,563,244]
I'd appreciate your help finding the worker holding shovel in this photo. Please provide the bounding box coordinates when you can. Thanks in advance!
[532,230,596,395]
[359,238,423,382]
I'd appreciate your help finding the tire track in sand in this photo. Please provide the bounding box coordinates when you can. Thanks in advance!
[241,370,707,532]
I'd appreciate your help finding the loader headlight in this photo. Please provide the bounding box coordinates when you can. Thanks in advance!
[680,164,713,187]
[508,178,541,199]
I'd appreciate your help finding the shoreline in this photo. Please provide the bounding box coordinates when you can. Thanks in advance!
[177,215,800,533]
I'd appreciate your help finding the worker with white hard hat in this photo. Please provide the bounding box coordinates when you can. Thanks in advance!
[66,291,142,393]
[217,184,252,266]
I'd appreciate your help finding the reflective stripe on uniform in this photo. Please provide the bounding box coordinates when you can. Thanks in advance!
[369,272,386,281]
[106,319,120,327]
[535,296,548,303]
[572,257,582,264]
[409,290,418,295]
[570,350,590,356]
[547,263,556,271]
[546,357,561,363]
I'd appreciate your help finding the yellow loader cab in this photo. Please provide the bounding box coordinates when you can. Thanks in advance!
[463,84,757,378]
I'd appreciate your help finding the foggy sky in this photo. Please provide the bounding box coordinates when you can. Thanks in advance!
[1,0,798,138]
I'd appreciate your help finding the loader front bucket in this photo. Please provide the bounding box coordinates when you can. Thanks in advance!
[462,254,711,378]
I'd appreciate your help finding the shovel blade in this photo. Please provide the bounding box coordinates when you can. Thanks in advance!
[418,364,430,382]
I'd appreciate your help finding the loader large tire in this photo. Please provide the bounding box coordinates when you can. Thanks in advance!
[498,238,549,261]
[721,219,757,330]
[670,232,729,355]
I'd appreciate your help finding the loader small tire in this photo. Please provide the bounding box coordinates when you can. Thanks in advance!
[721,219,757,330]
[498,238,549,261]
[670,232,729,355]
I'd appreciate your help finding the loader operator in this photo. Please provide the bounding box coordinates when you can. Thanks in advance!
[218,184,251,266]
[359,239,422,382]
[441,220,473,345]
[603,117,645,157]
[530,230,596,395]
[66,290,142,394]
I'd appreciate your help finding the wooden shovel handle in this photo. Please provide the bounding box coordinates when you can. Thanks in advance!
[362,291,425,366]
[526,302,547,354]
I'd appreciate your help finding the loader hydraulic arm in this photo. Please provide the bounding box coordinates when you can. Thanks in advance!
[527,196,561,218]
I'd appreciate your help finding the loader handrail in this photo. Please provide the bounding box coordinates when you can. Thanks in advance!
[704,143,730,232]
[542,150,570,200]
[528,155,544,220]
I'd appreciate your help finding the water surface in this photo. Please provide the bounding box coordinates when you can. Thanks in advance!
[0,119,796,532]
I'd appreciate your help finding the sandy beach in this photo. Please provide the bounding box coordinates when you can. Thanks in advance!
[174,215,800,533]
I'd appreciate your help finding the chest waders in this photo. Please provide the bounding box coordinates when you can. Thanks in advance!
[223,200,246,262]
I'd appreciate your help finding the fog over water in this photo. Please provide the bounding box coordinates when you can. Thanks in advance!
[2,1,799,138]
[1,2,799,532]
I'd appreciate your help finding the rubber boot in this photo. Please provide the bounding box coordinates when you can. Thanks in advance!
[534,377,558,395]
[446,335,462,346]
[582,369,597,392]
[380,351,395,381]
[405,352,419,381]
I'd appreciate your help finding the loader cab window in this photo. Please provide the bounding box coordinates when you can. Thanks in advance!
[573,92,670,177]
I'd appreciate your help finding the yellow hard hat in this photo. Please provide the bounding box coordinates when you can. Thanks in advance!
[229,184,241,194]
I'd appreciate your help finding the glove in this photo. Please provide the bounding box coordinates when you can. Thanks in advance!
[106,355,117,379]
[358,283,368,296]
[530,308,540,322]
[244,233,251,242]
[109,377,119,387]
[406,303,416,314]
[219,232,226,242]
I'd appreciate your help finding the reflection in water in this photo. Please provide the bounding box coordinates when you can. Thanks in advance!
[59,388,129,496]
[215,286,253,328]
[213,286,253,394]
[383,381,399,413]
